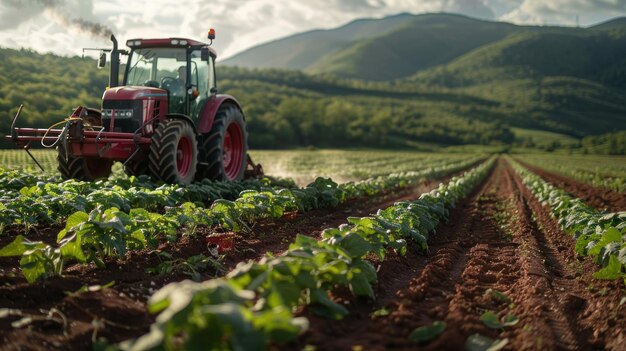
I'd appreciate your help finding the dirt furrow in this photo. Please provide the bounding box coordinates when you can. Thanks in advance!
[509,161,626,350]
[501,162,592,350]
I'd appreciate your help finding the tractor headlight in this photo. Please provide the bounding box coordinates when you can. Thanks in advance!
[117,109,133,119]
[103,109,133,119]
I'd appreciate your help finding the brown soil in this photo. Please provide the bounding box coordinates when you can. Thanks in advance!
[517,159,626,212]
[295,159,626,351]
[0,178,444,350]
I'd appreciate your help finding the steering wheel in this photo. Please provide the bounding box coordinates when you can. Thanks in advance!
[160,76,183,95]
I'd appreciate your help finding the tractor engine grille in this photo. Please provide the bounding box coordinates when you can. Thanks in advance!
[101,100,143,133]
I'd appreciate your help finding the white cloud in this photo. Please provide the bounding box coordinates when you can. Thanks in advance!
[0,0,624,59]
[501,0,626,26]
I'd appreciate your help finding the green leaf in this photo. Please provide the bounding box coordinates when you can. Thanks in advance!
[486,289,510,303]
[592,255,624,280]
[252,307,308,343]
[66,211,89,229]
[59,240,87,262]
[408,321,446,343]
[371,308,390,317]
[480,311,502,329]
[588,227,622,256]
[309,288,348,320]
[466,334,509,351]
[0,235,41,257]
[502,314,519,327]
[339,233,373,258]
[349,273,374,298]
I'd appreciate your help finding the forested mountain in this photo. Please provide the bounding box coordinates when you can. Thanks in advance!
[221,13,418,71]
[410,21,626,87]
[224,13,626,83]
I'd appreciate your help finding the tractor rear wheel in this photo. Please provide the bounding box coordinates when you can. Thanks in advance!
[197,105,248,181]
[148,119,198,184]
[57,111,112,181]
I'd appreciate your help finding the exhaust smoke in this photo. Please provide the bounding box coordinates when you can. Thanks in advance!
[35,0,113,39]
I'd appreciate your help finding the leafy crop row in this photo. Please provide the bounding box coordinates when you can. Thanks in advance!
[115,159,495,351]
[515,155,626,193]
[0,157,481,231]
[511,160,625,282]
[0,157,483,283]
[0,175,290,230]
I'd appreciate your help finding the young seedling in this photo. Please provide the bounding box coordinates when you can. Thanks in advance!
[408,321,446,343]
[480,310,519,329]
[466,334,509,351]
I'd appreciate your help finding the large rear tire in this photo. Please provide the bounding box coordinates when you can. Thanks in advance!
[148,119,198,184]
[57,111,112,181]
[197,105,248,181]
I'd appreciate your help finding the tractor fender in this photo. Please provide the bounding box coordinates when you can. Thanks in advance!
[197,94,243,134]
[165,114,198,134]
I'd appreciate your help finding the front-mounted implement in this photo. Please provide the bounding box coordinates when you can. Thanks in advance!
[7,32,263,184]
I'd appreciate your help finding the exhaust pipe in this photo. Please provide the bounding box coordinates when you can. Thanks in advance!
[110,35,120,88]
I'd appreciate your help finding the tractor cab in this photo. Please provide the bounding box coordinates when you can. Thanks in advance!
[100,38,217,134]
[122,38,217,119]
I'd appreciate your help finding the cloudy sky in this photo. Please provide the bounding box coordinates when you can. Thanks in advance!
[1,0,625,60]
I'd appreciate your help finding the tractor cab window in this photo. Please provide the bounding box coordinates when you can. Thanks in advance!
[125,48,188,114]
[208,55,216,92]
[189,49,213,120]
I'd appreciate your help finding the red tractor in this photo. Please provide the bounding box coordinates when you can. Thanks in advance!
[9,32,262,184]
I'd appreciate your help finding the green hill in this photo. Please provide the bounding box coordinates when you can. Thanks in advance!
[307,14,518,81]
[220,13,417,70]
[224,13,626,84]
[411,28,626,87]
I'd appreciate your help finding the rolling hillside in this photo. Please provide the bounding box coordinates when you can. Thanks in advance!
[224,12,626,141]
[221,13,417,71]
[224,13,626,84]
[306,14,518,81]
[411,24,626,87]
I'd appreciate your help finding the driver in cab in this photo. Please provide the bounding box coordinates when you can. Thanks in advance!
[159,66,187,113]
[176,66,187,95]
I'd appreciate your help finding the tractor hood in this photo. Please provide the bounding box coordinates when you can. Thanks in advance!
[102,86,168,101]
[101,86,169,135]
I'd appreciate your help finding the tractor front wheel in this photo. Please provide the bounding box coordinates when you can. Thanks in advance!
[148,119,198,184]
[57,143,113,181]
[197,106,248,181]
[57,110,112,181]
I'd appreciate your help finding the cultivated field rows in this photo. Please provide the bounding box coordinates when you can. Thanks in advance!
[516,153,626,193]
[0,155,624,350]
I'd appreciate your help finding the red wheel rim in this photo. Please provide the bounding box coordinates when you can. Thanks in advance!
[177,136,193,178]
[223,122,244,180]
